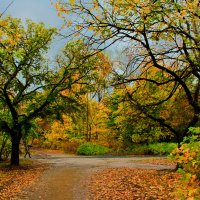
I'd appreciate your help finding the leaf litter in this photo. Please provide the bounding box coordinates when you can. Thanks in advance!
[89,168,182,200]
[0,160,48,200]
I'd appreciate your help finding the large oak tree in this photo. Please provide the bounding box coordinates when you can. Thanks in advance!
[0,17,105,165]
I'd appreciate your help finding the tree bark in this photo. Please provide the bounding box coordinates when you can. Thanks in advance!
[10,129,22,166]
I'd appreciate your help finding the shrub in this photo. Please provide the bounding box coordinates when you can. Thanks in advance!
[128,144,150,155]
[170,130,200,199]
[41,140,53,149]
[63,138,83,154]
[126,143,176,155]
[77,142,110,155]
[0,134,11,161]
[148,143,177,155]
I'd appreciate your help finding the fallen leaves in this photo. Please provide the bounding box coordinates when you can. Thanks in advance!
[0,160,48,200]
[89,168,182,200]
[134,157,176,166]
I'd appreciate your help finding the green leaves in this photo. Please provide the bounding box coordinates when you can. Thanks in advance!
[77,142,110,155]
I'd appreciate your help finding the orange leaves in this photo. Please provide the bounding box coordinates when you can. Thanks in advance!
[76,25,83,30]
[0,18,20,47]
[136,157,176,166]
[95,52,112,78]
[67,20,72,26]
[0,161,47,199]
[89,168,181,199]
[0,20,8,28]
[54,2,69,17]
[113,5,120,13]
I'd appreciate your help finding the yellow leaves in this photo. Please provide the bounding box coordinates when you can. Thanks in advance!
[187,1,199,13]
[180,9,187,18]
[55,2,69,15]
[69,0,75,5]
[95,15,101,20]
[88,25,95,31]
[94,52,112,77]
[191,174,197,182]
[0,20,8,28]
[55,2,61,11]
[89,7,94,12]
[188,7,194,13]
[0,24,18,46]
[45,116,72,142]
[8,39,16,46]
[76,25,82,30]
[74,32,80,37]
[64,9,69,14]
[142,7,151,14]
[113,5,120,13]
[67,20,72,26]
[94,29,102,36]
[93,2,99,9]
[170,136,200,199]
[57,12,62,17]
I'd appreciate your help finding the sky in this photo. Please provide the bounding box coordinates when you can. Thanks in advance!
[0,0,123,59]
[0,0,67,56]
[0,0,62,27]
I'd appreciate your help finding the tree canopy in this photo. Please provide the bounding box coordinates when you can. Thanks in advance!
[0,16,109,165]
[55,0,200,144]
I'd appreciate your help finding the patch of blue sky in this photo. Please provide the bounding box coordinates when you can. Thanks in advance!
[0,0,126,61]
[0,0,69,59]
[0,0,61,26]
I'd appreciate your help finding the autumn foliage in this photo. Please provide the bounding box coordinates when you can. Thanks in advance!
[171,129,200,199]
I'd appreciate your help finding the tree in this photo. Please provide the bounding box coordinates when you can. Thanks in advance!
[121,66,196,145]
[0,17,56,165]
[0,17,105,165]
[56,0,200,144]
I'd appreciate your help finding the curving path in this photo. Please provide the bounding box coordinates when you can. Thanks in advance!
[14,150,175,200]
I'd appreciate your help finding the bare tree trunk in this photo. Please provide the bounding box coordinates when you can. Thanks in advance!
[11,129,22,166]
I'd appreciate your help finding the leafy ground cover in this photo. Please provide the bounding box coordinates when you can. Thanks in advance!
[0,160,48,200]
[133,157,176,166]
[89,168,182,200]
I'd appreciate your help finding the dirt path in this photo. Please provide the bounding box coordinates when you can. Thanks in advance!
[14,150,176,200]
